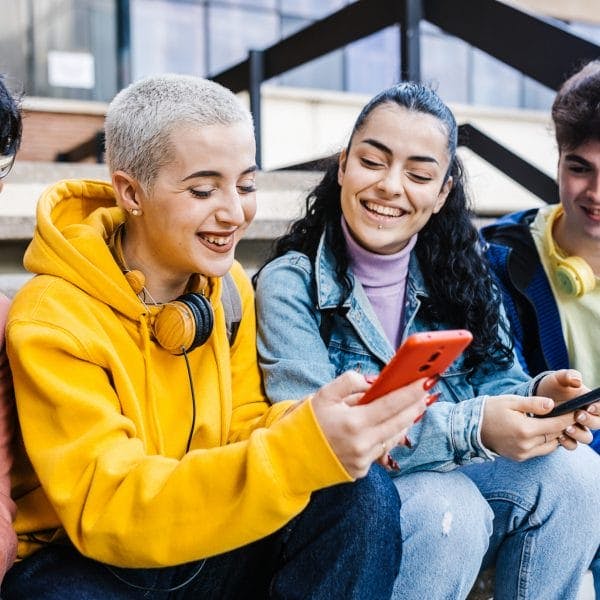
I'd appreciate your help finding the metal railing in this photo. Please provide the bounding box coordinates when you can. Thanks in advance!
[56,0,599,202]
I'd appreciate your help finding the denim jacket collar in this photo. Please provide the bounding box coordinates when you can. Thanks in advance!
[314,229,429,363]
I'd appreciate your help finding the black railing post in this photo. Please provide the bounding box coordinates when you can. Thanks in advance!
[400,0,422,81]
[116,0,131,91]
[248,49,264,169]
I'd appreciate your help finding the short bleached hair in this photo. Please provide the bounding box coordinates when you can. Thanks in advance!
[105,74,253,191]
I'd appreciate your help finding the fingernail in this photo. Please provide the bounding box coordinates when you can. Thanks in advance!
[423,376,439,391]
[542,398,552,409]
[577,412,587,422]
[570,370,582,381]
[426,392,440,406]
[566,425,575,434]
[364,374,377,384]
[387,454,400,471]
[588,404,597,414]
[414,412,425,424]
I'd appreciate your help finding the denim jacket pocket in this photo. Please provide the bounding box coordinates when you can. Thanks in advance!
[328,322,384,377]
[439,366,475,404]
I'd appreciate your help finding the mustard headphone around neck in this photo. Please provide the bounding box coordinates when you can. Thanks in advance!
[110,224,214,354]
[545,205,596,297]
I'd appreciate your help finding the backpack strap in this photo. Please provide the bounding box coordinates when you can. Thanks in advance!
[221,272,242,346]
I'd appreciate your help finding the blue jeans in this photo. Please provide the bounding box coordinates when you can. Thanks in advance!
[2,466,402,599]
[462,444,600,600]
[392,470,493,600]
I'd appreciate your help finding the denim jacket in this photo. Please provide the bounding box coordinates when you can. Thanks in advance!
[255,230,540,475]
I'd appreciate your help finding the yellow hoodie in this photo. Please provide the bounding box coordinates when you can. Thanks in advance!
[6,180,350,568]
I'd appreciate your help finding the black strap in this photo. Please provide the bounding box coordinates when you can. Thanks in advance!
[221,272,242,346]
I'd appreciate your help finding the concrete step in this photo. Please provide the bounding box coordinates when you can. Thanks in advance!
[0,161,322,242]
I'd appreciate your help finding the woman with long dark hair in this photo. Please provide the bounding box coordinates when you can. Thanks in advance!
[255,82,600,599]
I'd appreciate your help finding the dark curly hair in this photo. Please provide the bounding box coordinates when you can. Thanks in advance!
[0,75,22,157]
[258,82,513,372]
[552,60,600,152]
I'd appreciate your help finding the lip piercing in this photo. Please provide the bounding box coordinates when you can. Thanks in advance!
[377,224,383,230]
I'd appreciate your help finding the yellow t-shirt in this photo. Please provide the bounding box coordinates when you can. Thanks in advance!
[530,205,600,388]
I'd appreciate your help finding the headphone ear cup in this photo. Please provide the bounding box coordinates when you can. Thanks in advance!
[554,256,596,297]
[153,293,214,354]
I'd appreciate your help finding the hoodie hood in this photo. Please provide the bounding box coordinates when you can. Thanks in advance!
[24,179,145,320]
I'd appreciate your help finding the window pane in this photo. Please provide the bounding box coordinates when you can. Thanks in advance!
[131,0,206,80]
[280,0,345,19]
[208,5,278,74]
[276,16,343,90]
[23,0,116,101]
[346,27,399,94]
[215,0,277,8]
[471,48,521,108]
[522,76,554,110]
[421,28,469,104]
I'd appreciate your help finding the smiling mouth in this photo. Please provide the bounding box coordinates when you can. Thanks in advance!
[362,200,405,218]
[199,233,233,246]
[583,206,600,218]
[196,232,236,254]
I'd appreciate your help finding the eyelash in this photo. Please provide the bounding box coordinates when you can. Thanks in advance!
[408,173,432,182]
[360,157,434,182]
[190,185,256,199]
[568,165,591,174]
[361,157,383,168]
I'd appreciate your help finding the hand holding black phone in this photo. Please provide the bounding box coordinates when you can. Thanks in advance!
[538,386,600,418]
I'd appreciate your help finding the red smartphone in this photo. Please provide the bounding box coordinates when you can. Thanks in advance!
[358,329,473,405]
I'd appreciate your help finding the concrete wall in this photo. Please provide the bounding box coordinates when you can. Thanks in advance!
[19,97,106,162]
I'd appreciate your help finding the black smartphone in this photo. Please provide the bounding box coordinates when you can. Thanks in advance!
[540,386,600,418]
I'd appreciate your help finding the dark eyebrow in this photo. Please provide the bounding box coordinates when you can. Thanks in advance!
[564,154,592,167]
[182,165,257,182]
[360,138,439,165]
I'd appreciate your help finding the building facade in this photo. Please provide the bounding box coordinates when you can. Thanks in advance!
[2,0,599,110]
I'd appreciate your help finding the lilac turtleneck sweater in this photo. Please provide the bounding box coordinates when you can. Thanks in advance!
[341,218,417,349]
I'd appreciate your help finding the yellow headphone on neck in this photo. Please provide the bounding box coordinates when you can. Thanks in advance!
[110,224,214,354]
[545,205,596,297]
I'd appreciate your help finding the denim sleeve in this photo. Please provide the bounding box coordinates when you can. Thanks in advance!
[255,255,336,403]
[389,397,489,474]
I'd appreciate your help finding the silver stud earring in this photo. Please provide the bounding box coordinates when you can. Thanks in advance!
[130,208,142,217]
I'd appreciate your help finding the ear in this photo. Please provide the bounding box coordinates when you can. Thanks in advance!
[433,176,453,214]
[337,148,347,187]
[111,170,145,214]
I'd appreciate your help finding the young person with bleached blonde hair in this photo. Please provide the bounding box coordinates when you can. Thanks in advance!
[2,73,430,599]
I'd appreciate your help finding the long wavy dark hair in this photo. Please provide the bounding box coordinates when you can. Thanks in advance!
[258,82,513,372]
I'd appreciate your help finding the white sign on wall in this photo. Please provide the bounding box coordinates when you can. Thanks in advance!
[47,51,95,89]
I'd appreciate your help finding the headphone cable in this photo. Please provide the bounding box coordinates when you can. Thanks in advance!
[181,347,197,453]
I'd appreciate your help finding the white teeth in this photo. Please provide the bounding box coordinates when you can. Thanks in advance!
[201,234,231,246]
[364,201,402,217]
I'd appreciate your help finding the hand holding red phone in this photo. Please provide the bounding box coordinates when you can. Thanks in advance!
[310,372,428,478]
